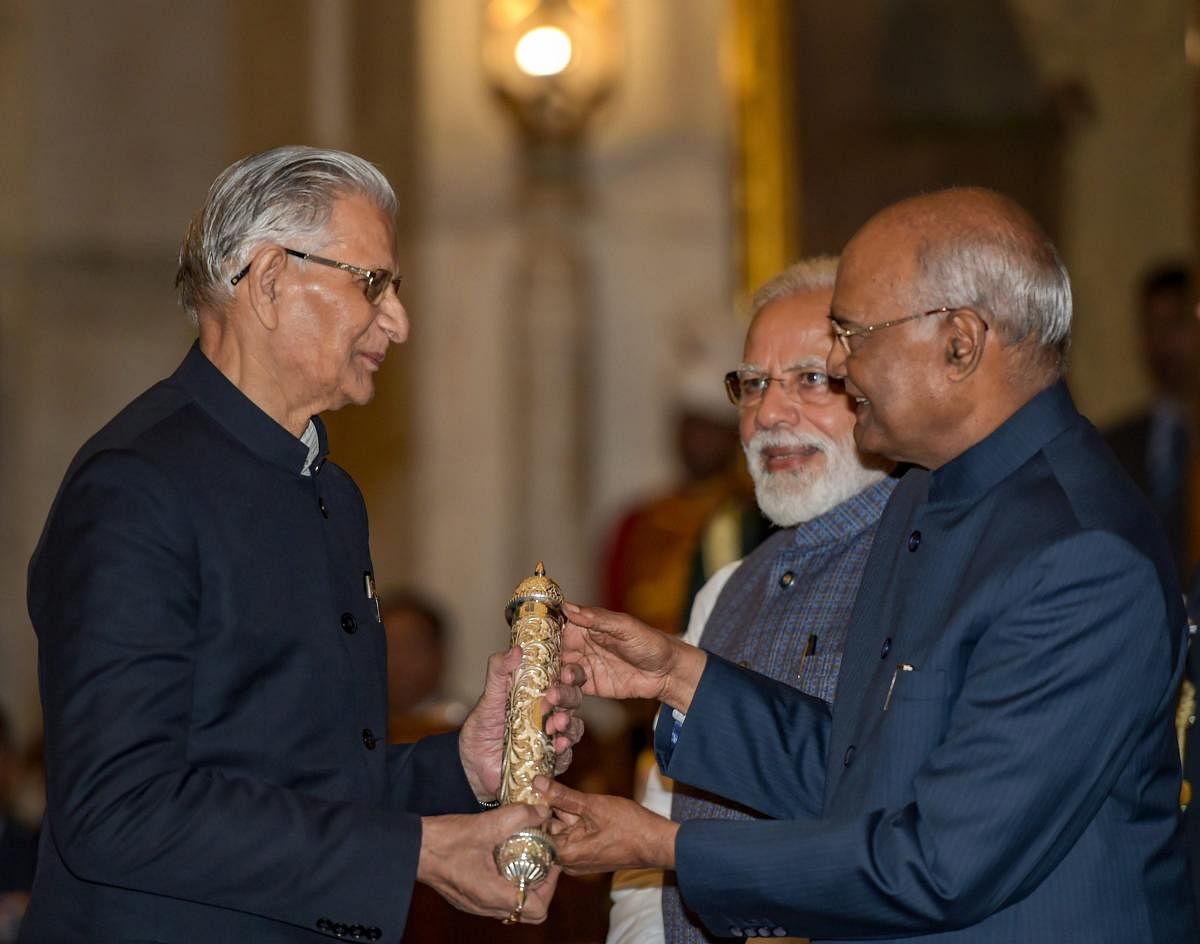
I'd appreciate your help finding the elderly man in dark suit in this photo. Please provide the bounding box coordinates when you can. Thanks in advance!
[24,146,582,943]
[540,188,1196,942]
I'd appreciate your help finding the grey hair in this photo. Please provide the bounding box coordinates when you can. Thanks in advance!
[914,195,1073,371]
[750,256,839,319]
[175,145,397,322]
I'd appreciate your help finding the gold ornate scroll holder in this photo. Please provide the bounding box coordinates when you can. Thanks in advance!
[493,561,564,924]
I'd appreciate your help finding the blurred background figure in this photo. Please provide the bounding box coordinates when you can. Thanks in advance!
[1104,262,1200,577]
[1097,266,1200,918]
[601,314,764,640]
[0,708,38,943]
[599,311,769,804]
[382,590,468,744]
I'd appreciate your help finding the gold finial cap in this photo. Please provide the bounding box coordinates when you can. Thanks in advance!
[506,561,564,624]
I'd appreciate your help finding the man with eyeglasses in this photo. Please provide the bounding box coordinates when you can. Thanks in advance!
[23,146,583,943]
[607,256,896,944]
[537,188,1195,941]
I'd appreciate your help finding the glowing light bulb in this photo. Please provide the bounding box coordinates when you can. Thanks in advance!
[514,25,573,77]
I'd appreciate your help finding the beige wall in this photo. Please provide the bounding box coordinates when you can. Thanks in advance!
[407,0,732,706]
[0,1,226,738]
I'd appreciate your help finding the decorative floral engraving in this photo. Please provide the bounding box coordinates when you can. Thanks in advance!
[500,562,564,805]
[495,563,564,922]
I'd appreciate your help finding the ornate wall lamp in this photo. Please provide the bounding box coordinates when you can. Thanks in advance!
[480,1,621,595]
[482,0,620,145]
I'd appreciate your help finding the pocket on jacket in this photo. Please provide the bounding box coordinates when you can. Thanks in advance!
[879,668,950,796]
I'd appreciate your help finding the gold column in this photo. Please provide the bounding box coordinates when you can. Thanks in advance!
[727,0,799,299]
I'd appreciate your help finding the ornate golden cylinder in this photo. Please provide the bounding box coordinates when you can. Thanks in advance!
[500,561,564,801]
[493,561,563,922]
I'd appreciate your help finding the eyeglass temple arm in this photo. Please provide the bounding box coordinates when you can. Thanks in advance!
[231,249,323,286]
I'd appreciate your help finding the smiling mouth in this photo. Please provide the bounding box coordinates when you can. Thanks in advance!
[764,444,821,459]
[760,444,823,471]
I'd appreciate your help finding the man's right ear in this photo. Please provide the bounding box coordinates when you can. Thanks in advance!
[245,247,287,330]
[943,307,988,383]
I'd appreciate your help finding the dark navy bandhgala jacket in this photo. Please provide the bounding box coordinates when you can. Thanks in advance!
[658,382,1197,942]
[24,344,478,943]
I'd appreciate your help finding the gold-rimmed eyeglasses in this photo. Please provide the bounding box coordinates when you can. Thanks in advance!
[723,367,842,407]
[829,306,983,353]
[230,248,402,304]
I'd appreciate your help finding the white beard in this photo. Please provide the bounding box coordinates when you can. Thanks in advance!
[744,427,889,527]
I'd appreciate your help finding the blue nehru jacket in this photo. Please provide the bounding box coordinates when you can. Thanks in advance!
[25,343,479,943]
[656,382,1196,942]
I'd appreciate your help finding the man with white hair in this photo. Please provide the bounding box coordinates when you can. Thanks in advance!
[608,257,895,944]
[24,146,583,943]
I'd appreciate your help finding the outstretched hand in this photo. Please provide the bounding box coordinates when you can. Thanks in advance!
[563,603,706,712]
[459,646,587,802]
[534,775,678,875]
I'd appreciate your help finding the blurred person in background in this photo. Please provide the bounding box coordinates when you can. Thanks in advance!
[382,590,468,743]
[1105,262,1200,576]
[601,308,774,805]
[602,314,762,639]
[1107,266,1200,925]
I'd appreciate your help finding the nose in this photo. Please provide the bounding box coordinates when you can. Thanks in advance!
[753,375,799,430]
[377,290,409,345]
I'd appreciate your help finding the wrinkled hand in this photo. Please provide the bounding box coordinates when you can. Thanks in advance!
[564,603,706,712]
[459,647,587,801]
[418,804,560,923]
[534,775,678,875]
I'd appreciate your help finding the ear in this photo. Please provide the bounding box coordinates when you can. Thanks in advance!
[943,307,988,382]
[245,247,288,331]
